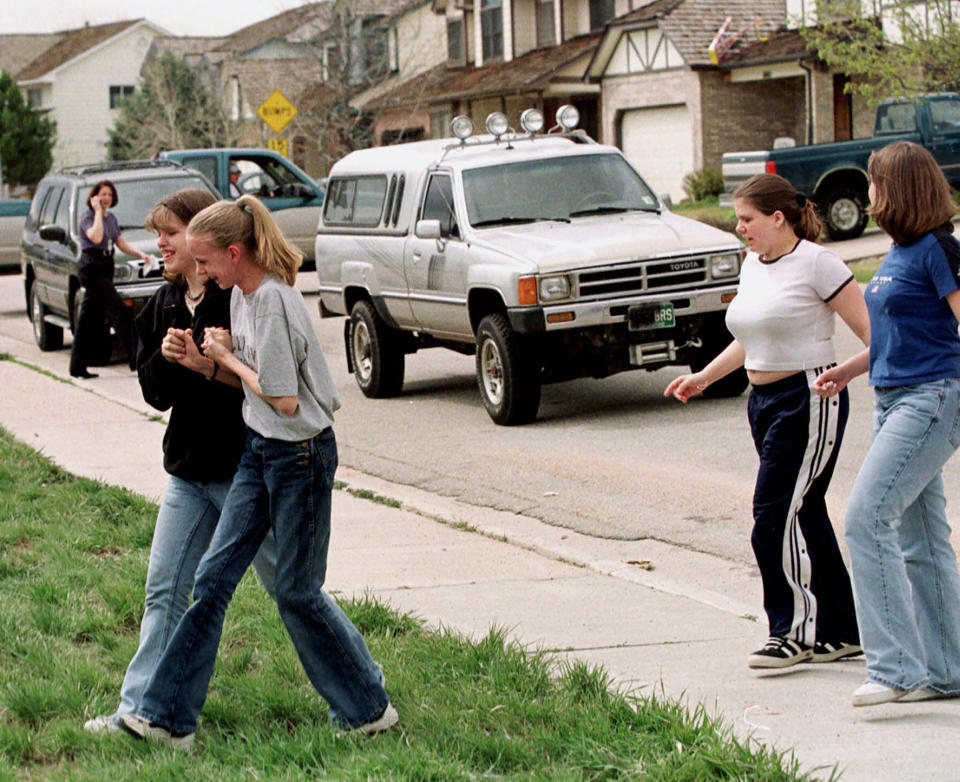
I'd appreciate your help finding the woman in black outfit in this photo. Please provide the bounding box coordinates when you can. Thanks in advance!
[69,179,153,379]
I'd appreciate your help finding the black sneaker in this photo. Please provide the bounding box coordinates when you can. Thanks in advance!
[748,635,813,669]
[810,640,863,663]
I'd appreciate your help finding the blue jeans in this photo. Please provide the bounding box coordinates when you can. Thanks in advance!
[112,475,278,721]
[137,427,389,733]
[845,378,960,693]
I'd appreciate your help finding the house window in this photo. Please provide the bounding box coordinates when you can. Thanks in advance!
[430,111,452,139]
[536,0,556,47]
[589,0,615,31]
[324,42,339,81]
[481,0,503,60]
[26,88,42,108]
[109,85,135,109]
[447,17,464,62]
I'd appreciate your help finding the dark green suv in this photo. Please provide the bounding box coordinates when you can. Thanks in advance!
[21,160,217,356]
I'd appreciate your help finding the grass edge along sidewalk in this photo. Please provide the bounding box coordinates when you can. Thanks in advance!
[0,427,831,781]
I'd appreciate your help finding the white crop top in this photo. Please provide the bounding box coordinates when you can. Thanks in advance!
[724,239,854,372]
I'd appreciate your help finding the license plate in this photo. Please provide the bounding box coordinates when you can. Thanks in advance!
[627,302,674,331]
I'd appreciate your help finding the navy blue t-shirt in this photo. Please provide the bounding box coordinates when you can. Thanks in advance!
[865,230,960,386]
[79,207,121,252]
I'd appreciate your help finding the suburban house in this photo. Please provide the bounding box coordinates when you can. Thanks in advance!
[0,20,169,168]
[584,0,887,200]
[353,0,637,146]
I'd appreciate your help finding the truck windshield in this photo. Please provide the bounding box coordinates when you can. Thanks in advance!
[82,176,214,230]
[463,153,659,228]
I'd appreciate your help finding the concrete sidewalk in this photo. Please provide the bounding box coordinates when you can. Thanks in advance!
[0,346,956,780]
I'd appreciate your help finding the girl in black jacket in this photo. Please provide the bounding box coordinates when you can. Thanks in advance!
[83,189,278,734]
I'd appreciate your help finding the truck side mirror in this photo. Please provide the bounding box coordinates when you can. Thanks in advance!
[415,219,442,239]
[39,224,66,243]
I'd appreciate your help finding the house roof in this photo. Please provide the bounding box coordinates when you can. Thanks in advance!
[719,27,813,67]
[0,33,62,77]
[588,0,786,76]
[16,19,145,80]
[362,32,603,111]
[218,2,333,55]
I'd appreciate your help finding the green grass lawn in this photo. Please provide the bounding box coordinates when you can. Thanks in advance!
[0,426,826,781]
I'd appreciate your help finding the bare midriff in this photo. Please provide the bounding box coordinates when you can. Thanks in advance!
[747,368,803,386]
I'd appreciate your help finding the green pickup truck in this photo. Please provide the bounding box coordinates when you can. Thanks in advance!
[159,148,324,265]
[722,92,960,240]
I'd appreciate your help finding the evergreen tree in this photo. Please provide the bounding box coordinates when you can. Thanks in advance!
[0,70,56,188]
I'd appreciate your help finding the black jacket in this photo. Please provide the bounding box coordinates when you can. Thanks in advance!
[135,282,245,481]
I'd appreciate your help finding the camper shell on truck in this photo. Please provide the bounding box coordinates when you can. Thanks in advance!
[317,108,747,425]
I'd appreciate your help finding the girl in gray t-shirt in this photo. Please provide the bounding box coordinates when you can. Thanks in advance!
[120,196,396,747]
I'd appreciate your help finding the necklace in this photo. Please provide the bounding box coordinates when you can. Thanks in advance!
[185,286,205,303]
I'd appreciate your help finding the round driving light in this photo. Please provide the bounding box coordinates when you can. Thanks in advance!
[485,111,509,138]
[450,114,474,140]
[520,108,544,134]
[555,104,580,131]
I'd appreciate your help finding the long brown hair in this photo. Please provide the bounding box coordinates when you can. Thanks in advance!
[868,141,957,245]
[145,188,217,284]
[733,173,821,242]
[186,195,302,285]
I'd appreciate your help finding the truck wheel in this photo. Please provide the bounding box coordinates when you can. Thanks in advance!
[821,188,868,241]
[29,284,64,351]
[349,300,404,397]
[475,313,541,425]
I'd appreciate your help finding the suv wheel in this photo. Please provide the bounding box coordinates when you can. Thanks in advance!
[349,300,404,397]
[29,284,64,351]
[475,313,541,425]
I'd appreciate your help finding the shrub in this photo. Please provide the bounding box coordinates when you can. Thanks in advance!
[682,168,724,202]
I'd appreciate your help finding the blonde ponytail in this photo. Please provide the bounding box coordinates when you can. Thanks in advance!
[187,195,303,285]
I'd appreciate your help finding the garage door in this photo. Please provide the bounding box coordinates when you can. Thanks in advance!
[620,104,694,204]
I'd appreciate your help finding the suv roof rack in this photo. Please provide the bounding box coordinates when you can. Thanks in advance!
[56,160,186,176]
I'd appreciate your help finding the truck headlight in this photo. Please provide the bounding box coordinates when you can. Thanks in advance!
[539,275,571,301]
[113,262,136,283]
[710,252,740,278]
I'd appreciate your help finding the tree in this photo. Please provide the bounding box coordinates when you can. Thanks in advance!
[803,0,960,102]
[107,52,239,159]
[0,70,56,188]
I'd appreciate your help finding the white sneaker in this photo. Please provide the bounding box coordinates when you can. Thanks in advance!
[351,703,399,735]
[83,715,120,734]
[119,713,195,751]
[898,687,958,702]
[852,681,905,707]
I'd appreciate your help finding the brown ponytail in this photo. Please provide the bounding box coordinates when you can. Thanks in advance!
[734,173,822,242]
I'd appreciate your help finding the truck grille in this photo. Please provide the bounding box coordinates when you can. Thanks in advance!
[577,256,709,299]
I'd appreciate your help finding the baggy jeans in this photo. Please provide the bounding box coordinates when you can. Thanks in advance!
[137,427,389,733]
[845,378,960,693]
[112,475,278,721]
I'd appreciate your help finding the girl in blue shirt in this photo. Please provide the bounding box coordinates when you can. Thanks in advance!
[816,141,960,707]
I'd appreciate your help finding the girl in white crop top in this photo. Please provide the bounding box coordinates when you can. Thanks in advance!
[665,173,870,670]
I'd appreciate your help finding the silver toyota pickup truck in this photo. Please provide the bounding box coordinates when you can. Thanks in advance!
[316,108,746,425]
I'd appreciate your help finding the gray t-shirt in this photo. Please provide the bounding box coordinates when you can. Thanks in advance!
[230,274,340,440]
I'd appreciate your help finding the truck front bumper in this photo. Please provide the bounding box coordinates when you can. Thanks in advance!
[507,284,738,335]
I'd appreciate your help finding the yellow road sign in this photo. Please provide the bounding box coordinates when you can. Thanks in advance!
[267,138,288,158]
[257,90,298,134]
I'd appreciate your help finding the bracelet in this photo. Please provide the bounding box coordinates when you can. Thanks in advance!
[206,362,218,382]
